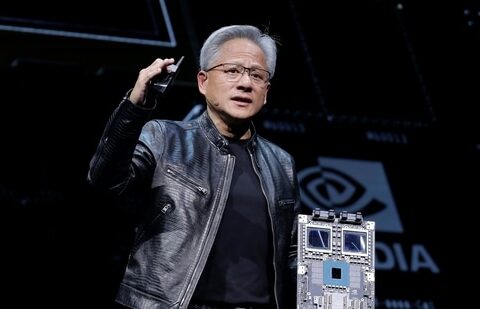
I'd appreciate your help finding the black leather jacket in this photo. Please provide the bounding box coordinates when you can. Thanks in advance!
[88,99,300,309]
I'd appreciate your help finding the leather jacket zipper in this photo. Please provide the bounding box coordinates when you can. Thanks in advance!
[179,154,235,308]
[248,149,279,309]
[166,167,208,195]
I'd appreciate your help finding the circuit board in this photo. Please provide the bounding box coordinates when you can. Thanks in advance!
[297,209,375,308]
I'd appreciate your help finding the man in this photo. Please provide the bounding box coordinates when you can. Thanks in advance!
[88,24,300,309]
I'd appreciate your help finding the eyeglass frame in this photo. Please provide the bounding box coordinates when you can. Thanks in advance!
[205,63,271,86]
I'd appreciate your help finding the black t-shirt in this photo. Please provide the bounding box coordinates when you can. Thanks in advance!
[192,138,274,306]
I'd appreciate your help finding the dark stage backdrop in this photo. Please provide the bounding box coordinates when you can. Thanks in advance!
[1,0,476,308]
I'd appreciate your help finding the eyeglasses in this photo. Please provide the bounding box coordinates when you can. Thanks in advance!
[206,63,271,86]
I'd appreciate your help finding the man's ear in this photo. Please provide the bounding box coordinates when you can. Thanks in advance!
[197,71,207,95]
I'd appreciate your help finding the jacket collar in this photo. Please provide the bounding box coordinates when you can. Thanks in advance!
[198,111,258,153]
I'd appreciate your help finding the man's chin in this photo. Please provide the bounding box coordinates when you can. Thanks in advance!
[228,111,254,121]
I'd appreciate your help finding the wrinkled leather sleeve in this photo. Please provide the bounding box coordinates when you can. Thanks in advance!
[87,98,155,194]
[288,158,301,307]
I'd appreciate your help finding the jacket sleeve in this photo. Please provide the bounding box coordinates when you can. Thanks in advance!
[87,97,155,194]
[288,159,301,286]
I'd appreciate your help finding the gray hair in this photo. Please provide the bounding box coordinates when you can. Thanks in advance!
[199,25,278,78]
